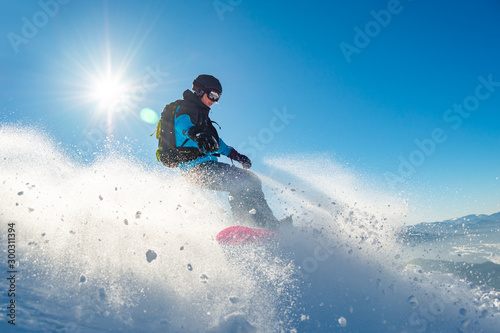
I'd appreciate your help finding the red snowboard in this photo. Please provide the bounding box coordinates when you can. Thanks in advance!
[216,226,279,246]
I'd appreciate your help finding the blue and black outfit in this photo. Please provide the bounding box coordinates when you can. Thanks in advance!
[168,89,279,228]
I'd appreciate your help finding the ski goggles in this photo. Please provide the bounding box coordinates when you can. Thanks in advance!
[207,90,221,102]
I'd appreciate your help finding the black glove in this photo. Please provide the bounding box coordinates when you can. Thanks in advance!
[228,149,252,169]
[187,127,219,154]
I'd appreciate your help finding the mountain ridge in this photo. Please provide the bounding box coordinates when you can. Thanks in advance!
[419,211,500,226]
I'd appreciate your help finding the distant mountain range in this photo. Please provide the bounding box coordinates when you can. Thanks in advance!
[402,212,500,239]
[421,211,500,226]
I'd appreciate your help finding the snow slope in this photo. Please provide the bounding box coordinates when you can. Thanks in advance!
[1,125,499,332]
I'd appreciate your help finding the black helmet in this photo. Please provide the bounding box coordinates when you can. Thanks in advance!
[192,74,222,94]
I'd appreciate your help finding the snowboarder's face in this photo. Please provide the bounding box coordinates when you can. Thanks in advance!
[201,93,215,107]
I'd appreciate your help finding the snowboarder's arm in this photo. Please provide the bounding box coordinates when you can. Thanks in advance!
[217,137,233,156]
[175,114,198,148]
[217,138,252,169]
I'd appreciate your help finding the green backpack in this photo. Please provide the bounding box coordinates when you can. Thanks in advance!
[154,100,202,168]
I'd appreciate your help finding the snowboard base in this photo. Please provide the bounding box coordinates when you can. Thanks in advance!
[216,226,279,246]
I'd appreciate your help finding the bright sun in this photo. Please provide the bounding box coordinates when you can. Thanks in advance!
[89,73,129,111]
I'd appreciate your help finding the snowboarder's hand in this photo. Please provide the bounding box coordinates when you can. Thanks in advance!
[188,128,219,153]
[228,149,252,169]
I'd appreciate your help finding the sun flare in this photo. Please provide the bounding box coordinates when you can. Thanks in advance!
[89,73,129,111]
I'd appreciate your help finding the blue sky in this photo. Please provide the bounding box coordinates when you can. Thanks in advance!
[1,0,499,223]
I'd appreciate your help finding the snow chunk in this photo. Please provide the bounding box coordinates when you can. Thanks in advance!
[146,250,157,263]
[209,312,256,333]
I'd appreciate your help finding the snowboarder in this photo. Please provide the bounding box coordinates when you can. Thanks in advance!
[160,74,286,228]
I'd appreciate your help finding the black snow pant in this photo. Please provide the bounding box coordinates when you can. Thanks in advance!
[184,161,279,228]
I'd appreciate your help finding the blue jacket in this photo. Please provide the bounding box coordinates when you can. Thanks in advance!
[174,90,233,172]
